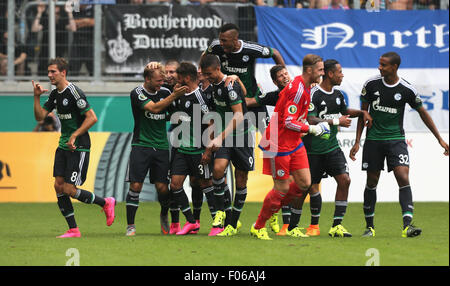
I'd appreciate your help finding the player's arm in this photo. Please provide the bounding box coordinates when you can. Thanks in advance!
[67,108,97,150]
[349,101,369,161]
[344,108,372,128]
[245,97,259,108]
[143,85,188,114]
[32,80,50,121]
[211,103,244,148]
[271,48,285,66]
[416,106,449,156]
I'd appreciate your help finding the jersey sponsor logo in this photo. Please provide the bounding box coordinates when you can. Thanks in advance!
[58,113,72,120]
[288,105,297,114]
[144,111,166,120]
[77,99,87,109]
[214,98,227,107]
[223,65,248,74]
[372,97,397,114]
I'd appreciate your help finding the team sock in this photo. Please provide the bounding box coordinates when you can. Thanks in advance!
[399,185,414,228]
[309,191,322,225]
[288,207,302,231]
[201,185,216,219]
[157,190,170,217]
[172,188,195,224]
[213,177,226,212]
[281,205,291,224]
[57,193,77,229]
[126,189,140,225]
[169,191,180,224]
[224,185,232,226]
[230,187,247,228]
[74,188,105,207]
[191,185,203,221]
[333,200,348,227]
[363,185,377,228]
[255,189,284,229]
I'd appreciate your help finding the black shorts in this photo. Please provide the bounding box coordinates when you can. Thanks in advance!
[215,146,255,172]
[53,148,90,186]
[362,140,409,172]
[126,145,170,184]
[247,104,269,134]
[308,148,349,184]
[170,149,213,180]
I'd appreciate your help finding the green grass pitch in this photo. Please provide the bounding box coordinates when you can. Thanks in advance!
[0,202,448,266]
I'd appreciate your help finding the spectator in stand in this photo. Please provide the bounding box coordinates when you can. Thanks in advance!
[70,4,95,76]
[31,1,76,76]
[274,0,311,8]
[0,30,30,76]
[390,0,413,9]
[322,0,349,9]
[413,0,438,9]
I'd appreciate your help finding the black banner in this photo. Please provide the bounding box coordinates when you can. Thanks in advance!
[104,4,239,74]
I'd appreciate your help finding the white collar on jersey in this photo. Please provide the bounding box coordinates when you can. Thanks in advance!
[185,87,200,96]
[141,84,157,95]
[381,77,401,88]
[57,82,72,94]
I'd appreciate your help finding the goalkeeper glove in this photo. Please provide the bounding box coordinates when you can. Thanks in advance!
[308,122,331,139]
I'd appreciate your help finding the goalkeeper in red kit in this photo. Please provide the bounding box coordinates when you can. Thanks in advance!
[251,54,330,240]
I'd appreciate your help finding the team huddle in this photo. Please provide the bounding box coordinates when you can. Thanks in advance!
[32,23,449,240]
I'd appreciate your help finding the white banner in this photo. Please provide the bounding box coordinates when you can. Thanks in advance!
[319,132,449,202]
[256,65,449,133]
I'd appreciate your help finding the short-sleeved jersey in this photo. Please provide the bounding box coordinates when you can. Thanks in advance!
[255,89,280,107]
[304,85,348,155]
[260,75,311,154]
[43,83,92,152]
[170,87,214,154]
[205,39,273,99]
[212,75,250,136]
[361,75,423,141]
[130,85,172,149]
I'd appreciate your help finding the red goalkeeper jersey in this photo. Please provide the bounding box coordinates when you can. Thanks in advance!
[259,75,311,155]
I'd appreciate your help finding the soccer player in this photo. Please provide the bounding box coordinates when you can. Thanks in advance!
[32,57,116,238]
[203,23,285,134]
[251,54,330,240]
[349,52,449,238]
[163,59,179,92]
[200,54,254,237]
[300,59,372,237]
[168,62,215,235]
[245,64,294,235]
[125,62,188,236]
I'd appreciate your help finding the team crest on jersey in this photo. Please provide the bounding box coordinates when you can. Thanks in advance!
[63,98,69,106]
[185,101,191,109]
[217,89,222,96]
[277,169,285,177]
[229,90,238,101]
[76,99,87,109]
[288,105,297,114]
[138,94,147,101]
[336,98,341,105]
[242,55,249,62]
[394,93,402,101]
[308,103,315,112]
[262,47,270,56]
